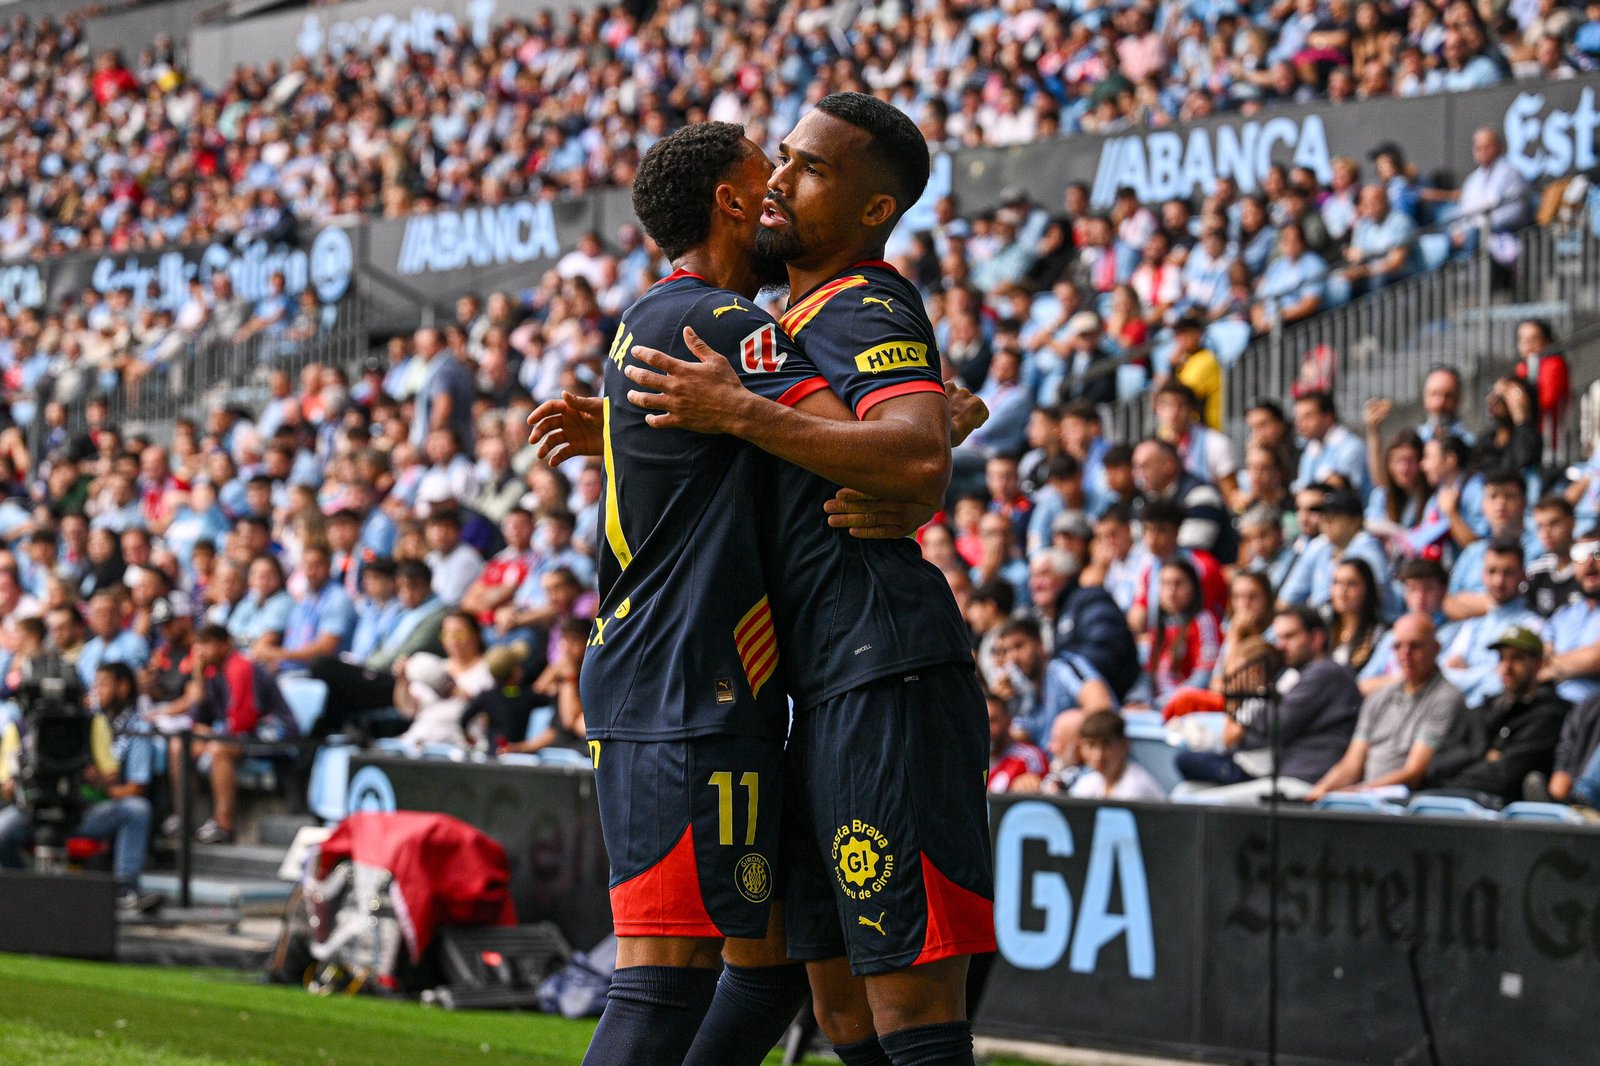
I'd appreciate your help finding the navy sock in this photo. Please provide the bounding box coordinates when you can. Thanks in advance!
[878,1021,975,1066]
[834,1035,895,1066]
[682,962,810,1066]
[580,965,721,1066]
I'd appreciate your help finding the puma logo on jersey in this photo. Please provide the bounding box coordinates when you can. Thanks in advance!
[712,299,748,318]
[862,296,894,313]
[858,911,887,936]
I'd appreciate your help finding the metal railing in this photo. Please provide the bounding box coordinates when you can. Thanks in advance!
[43,291,370,444]
[1092,194,1600,466]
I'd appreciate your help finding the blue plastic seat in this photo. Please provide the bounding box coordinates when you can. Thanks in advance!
[1500,801,1588,825]
[278,676,329,737]
[307,741,356,823]
[1314,793,1403,815]
[1405,795,1497,819]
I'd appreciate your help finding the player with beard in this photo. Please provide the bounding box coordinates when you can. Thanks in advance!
[551,122,984,1066]
[538,95,995,1066]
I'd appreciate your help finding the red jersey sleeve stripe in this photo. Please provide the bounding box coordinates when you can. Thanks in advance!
[853,379,946,419]
[776,376,830,408]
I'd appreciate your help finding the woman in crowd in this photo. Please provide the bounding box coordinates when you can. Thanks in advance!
[1211,571,1277,694]
[1104,283,1150,356]
[1366,431,1430,544]
[1148,557,1221,707]
[1473,375,1542,478]
[1325,558,1386,673]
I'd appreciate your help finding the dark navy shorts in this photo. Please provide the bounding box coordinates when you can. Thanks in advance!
[784,662,997,975]
[592,733,785,939]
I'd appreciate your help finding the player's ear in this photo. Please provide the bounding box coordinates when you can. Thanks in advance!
[860,191,897,231]
[714,181,749,223]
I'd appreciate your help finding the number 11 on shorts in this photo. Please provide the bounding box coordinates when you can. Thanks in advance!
[708,771,759,846]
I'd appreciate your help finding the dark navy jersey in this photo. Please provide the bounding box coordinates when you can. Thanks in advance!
[762,262,974,709]
[581,269,828,741]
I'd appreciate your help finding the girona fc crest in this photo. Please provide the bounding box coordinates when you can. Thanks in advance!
[739,322,787,374]
[838,836,879,887]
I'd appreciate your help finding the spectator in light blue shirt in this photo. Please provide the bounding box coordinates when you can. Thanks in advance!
[1292,391,1369,495]
[1278,490,1397,617]
[1445,472,1544,596]
[1341,184,1417,292]
[77,590,150,688]
[1544,542,1600,705]
[348,560,404,665]
[1251,222,1326,334]
[1438,542,1545,707]
[227,555,294,655]
[1426,31,1505,92]
[265,545,358,671]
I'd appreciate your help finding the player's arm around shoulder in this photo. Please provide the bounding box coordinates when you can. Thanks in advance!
[622,294,826,435]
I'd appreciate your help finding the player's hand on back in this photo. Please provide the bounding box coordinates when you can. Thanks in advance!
[527,391,604,464]
[823,487,937,540]
[624,326,756,433]
[946,381,988,447]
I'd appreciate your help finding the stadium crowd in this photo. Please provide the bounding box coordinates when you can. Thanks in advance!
[0,0,1579,257]
[0,2,1597,917]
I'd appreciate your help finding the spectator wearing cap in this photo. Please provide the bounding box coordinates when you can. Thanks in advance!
[1539,534,1600,706]
[1443,472,1542,604]
[1070,710,1167,801]
[987,691,1049,794]
[1047,510,1094,564]
[1280,488,1396,615]
[261,543,357,671]
[1132,438,1236,564]
[1526,495,1579,618]
[1306,613,1464,802]
[1422,624,1566,806]
[1163,316,1223,431]
[1153,381,1238,503]
[141,591,197,709]
[423,507,484,608]
[78,587,149,688]
[1058,312,1118,407]
[1292,391,1368,494]
[1250,221,1328,335]
[1439,540,1546,707]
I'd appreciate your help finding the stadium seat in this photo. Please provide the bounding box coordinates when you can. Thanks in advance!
[1205,320,1252,366]
[524,707,556,741]
[307,741,356,824]
[279,676,329,737]
[1404,795,1497,820]
[536,748,591,768]
[1417,233,1452,271]
[1500,801,1589,826]
[1313,793,1404,815]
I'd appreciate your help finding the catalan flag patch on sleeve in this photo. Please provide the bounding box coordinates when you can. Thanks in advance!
[734,595,779,698]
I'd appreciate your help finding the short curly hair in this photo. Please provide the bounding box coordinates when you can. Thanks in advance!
[631,121,751,262]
